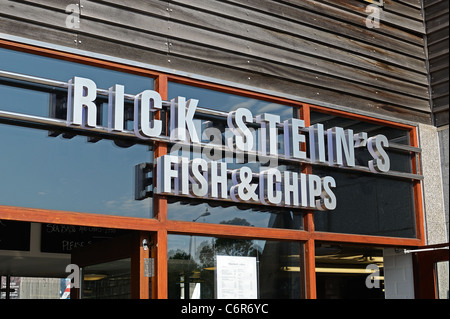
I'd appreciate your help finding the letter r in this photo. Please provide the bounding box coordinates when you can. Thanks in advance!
[68,76,97,128]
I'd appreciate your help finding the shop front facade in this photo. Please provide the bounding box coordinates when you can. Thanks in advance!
[0,0,448,299]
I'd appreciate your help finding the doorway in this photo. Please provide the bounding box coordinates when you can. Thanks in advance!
[413,243,449,299]
[315,244,385,299]
[0,221,152,299]
[71,231,151,299]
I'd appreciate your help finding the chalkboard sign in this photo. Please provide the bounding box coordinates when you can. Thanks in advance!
[40,223,130,254]
[0,220,31,251]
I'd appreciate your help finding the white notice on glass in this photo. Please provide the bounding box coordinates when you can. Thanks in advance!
[216,255,257,299]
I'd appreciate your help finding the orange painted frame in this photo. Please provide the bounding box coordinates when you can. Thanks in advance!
[0,40,426,300]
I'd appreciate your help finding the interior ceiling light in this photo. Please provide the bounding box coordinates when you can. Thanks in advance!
[83,274,107,281]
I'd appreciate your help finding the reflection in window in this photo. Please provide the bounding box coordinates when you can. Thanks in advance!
[310,111,410,145]
[0,48,157,217]
[166,82,306,227]
[309,111,413,173]
[308,111,417,238]
[0,84,50,117]
[311,112,412,173]
[1,47,154,122]
[168,235,304,299]
[166,145,306,228]
[167,82,297,165]
[168,200,303,230]
[313,167,416,238]
[0,48,154,91]
[0,124,153,218]
[168,82,295,121]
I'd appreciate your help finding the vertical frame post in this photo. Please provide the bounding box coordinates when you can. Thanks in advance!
[300,104,317,299]
[152,74,169,299]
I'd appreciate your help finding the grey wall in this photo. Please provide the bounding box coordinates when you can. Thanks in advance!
[438,127,449,240]
[419,123,448,245]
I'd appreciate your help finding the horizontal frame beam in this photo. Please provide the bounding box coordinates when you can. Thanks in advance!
[0,205,424,247]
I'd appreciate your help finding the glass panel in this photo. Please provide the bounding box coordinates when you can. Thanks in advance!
[166,150,305,229]
[313,167,416,238]
[82,258,131,299]
[166,82,305,228]
[310,111,410,145]
[315,243,384,299]
[0,84,50,117]
[168,81,297,169]
[309,111,417,238]
[310,111,412,173]
[168,201,303,230]
[0,124,153,218]
[0,48,153,120]
[0,48,154,91]
[168,82,294,121]
[168,235,304,299]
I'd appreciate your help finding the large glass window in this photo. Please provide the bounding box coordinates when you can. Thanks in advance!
[310,111,413,172]
[168,234,305,299]
[166,82,304,229]
[310,111,417,238]
[313,167,416,238]
[0,48,155,218]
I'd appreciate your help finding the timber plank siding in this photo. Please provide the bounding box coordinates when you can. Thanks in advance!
[424,0,449,126]
[0,0,437,124]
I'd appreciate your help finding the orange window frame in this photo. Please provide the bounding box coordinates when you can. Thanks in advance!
[0,40,426,299]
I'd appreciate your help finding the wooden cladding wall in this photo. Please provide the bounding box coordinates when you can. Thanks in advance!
[424,0,449,126]
[0,0,432,124]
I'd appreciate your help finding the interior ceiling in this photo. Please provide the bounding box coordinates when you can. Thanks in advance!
[0,221,71,278]
[1,221,133,278]
[0,254,70,278]
[315,244,384,267]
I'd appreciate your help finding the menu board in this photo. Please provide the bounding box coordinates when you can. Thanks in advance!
[40,223,129,253]
[216,255,258,299]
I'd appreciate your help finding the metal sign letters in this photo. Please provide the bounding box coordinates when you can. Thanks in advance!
[68,76,391,211]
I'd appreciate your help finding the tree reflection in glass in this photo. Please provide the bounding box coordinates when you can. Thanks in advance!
[168,225,303,299]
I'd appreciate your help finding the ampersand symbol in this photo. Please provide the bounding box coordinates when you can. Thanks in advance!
[230,167,259,202]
